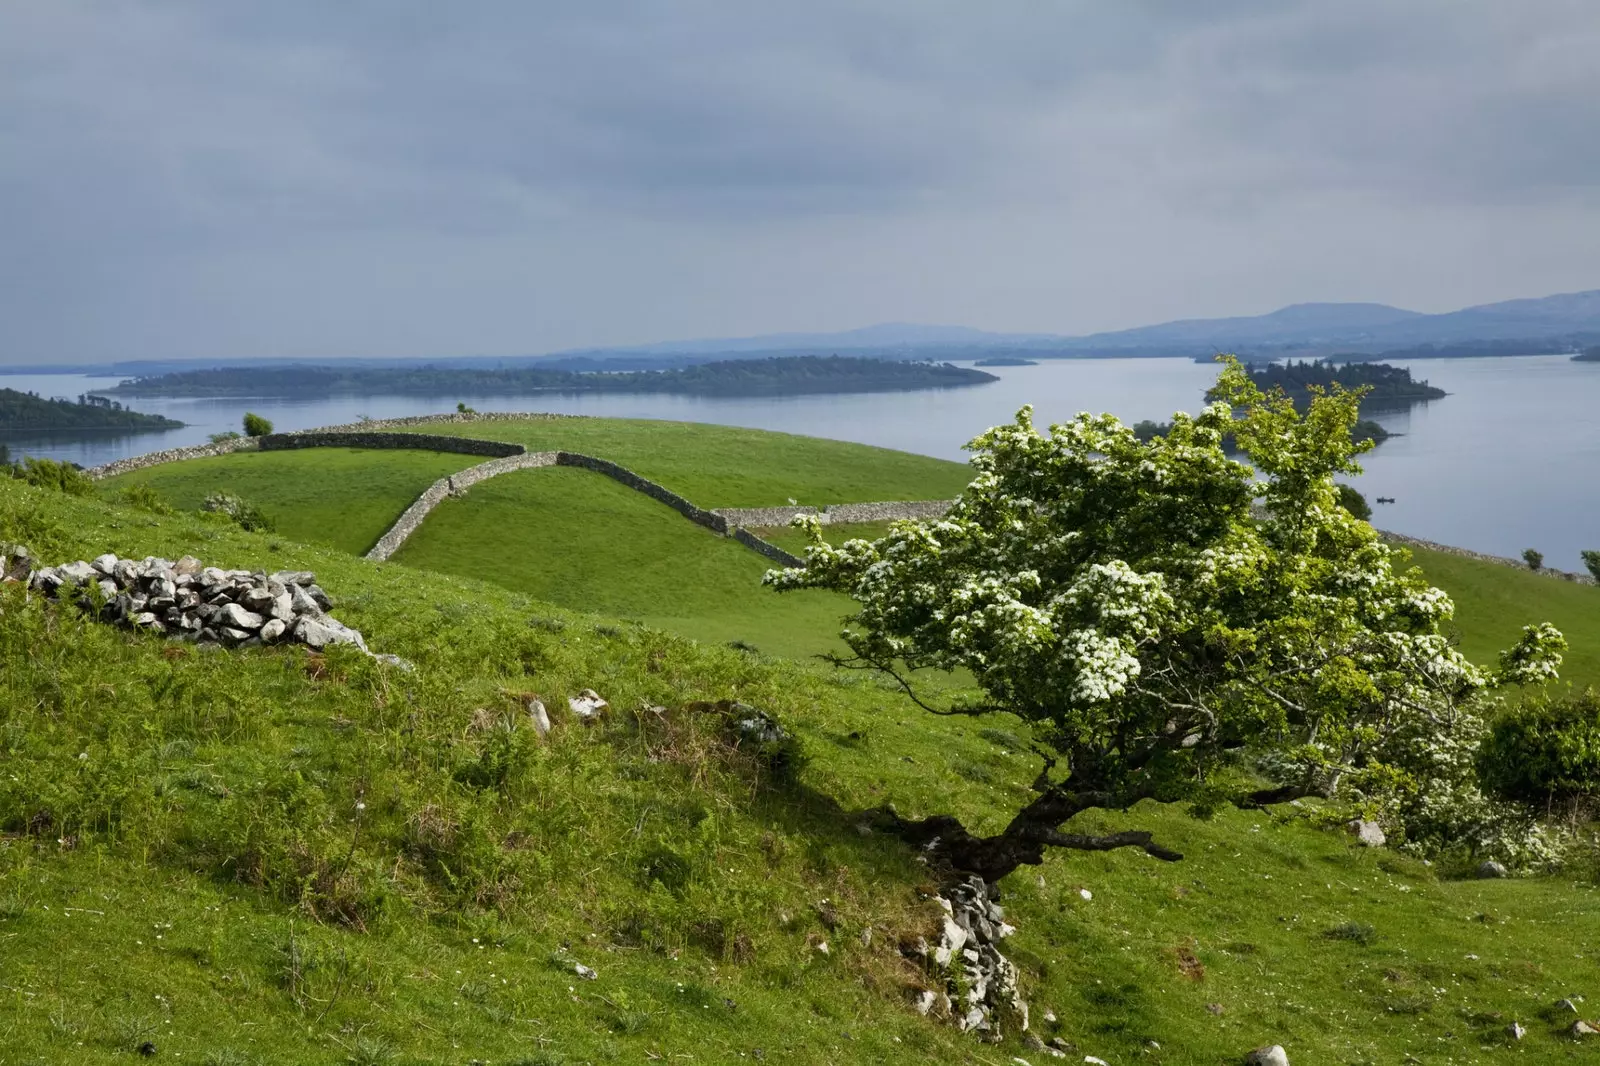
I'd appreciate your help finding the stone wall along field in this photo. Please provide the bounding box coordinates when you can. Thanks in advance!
[258,431,525,458]
[87,437,259,480]
[366,452,558,561]
[554,452,730,534]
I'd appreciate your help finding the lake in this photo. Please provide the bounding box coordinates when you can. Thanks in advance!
[4,355,1597,571]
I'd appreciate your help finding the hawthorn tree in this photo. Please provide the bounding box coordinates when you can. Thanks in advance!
[768,358,1564,880]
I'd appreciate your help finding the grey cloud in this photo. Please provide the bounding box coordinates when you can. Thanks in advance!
[1,1,1598,360]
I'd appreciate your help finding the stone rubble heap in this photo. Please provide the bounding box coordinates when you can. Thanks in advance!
[909,875,1028,1042]
[7,547,368,652]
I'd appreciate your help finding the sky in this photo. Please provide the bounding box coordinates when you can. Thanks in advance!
[4,1,1600,363]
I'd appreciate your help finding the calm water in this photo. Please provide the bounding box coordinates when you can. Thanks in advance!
[4,356,1598,570]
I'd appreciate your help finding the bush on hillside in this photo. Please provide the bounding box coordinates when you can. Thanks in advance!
[242,412,274,437]
[1479,690,1600,808]
[202,491,276,532]
[771,356,1567,877]
[9,456,94,497]
[117,482,175,516]
[209,430,242,444]
[1523,548,1544,571]
[1582,550,1600,583]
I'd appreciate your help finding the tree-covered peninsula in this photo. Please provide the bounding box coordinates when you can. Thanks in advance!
[1575,345,1600,362]
[103,355,998,399]
[1219,359,1445,413]
[0,387,183,432]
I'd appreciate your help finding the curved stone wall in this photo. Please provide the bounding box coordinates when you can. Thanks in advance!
[713,500,954,528]
[258,431,525,458]
[87,437,258,480]
[367,452,558,561]
[555,452,730,534]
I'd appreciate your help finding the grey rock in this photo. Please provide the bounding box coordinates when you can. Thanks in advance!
[1573,1020,1598,1038]
[305,584,333,610]
[90,553,119,575]
[240,586,276,612]
[568,689,608,722]
[218,626,253,646]
[294,616,366,651]
[289,585,323,617]
[526,698,551,737]
[574,962,597,980]
[1509,1022,1526,1040]
[1478,860,1510,879]
[57,561,97,585]
[259,618,287,643]
[1349,819,1386,847]
[912,989,937,1016]
[173,556,203,576]
[1556,998,1581,1013]
[373,652,414,672]
[216,603,265,630]
[270,570,316,587]
[1245,1046,1290,1066]
[270,591,295,621]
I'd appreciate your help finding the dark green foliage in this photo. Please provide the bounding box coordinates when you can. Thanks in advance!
[9,457,94,496]
[0,386,182,431]
[1581,550,1600,583]
[457,401,477,414]
[1478,690,1600,805]
[242,412,274,437]
[1323,921,1378,945]
[1522,548,1544,571]
[208,430,242,444]
[1336,483,1372,521]
[1211,360,1445,414]
[107,356,998,399]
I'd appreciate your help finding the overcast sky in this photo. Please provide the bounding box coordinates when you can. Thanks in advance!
[4,1,1600,363]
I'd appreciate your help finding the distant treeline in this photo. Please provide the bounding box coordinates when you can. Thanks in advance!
[1575,346,1600,363]
[105,355,999,399]
[1214,360,1445,413]
[1132,417,1391,452]
[0,387,183,432]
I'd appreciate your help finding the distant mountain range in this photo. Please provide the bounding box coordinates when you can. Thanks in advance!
[7,289,1600,376]
[549,288,1600,362]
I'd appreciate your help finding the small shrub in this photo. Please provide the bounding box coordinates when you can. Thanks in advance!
[202,492,276,533]
[242,412,274,437]
[1478,690,1600,806]
[208,430,243,444]
[1336,483,1373,521]
[10,457,94,496]
[1522,548,1544,571]
[1582,550,1600,583]
[456,401,477,414]
[1323,921,1378,945]
[978,727,1026,750]
[117,482,175,515]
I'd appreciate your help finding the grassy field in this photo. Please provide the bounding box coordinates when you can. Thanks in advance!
[392,466,857,659]
[391,417,972,507]
[1403,544,1600,692]
[99,448,481,556]
[10,477,1600,1063]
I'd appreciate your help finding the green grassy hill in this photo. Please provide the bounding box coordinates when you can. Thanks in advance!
[8,475,1600,1065]
[392,466,858,658]
[386,417,972,506]
[100,448,483,556]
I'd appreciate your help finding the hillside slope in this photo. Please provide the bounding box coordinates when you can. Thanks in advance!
[6,473,1600,1063]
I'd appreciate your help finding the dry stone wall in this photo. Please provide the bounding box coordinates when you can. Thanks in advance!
[87,437,258,480]
[555,452,730,534]
[1378,530,1596,585]
[367,452,558,561]
[259,431,525,458]
[714,500,954,529]
[731,528,805,569]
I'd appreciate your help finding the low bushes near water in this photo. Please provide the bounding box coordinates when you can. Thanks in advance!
[7,455,94,496]
[1479,689,1600,813]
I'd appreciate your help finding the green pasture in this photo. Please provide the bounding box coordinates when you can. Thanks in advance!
[7,477,1600,1064]
[391,466,857,659]
[393,416,972,507]
[98,448,480,556]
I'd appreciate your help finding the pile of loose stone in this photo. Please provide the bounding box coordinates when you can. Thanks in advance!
[6,546,367,652]
[908,875,1030,1043]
